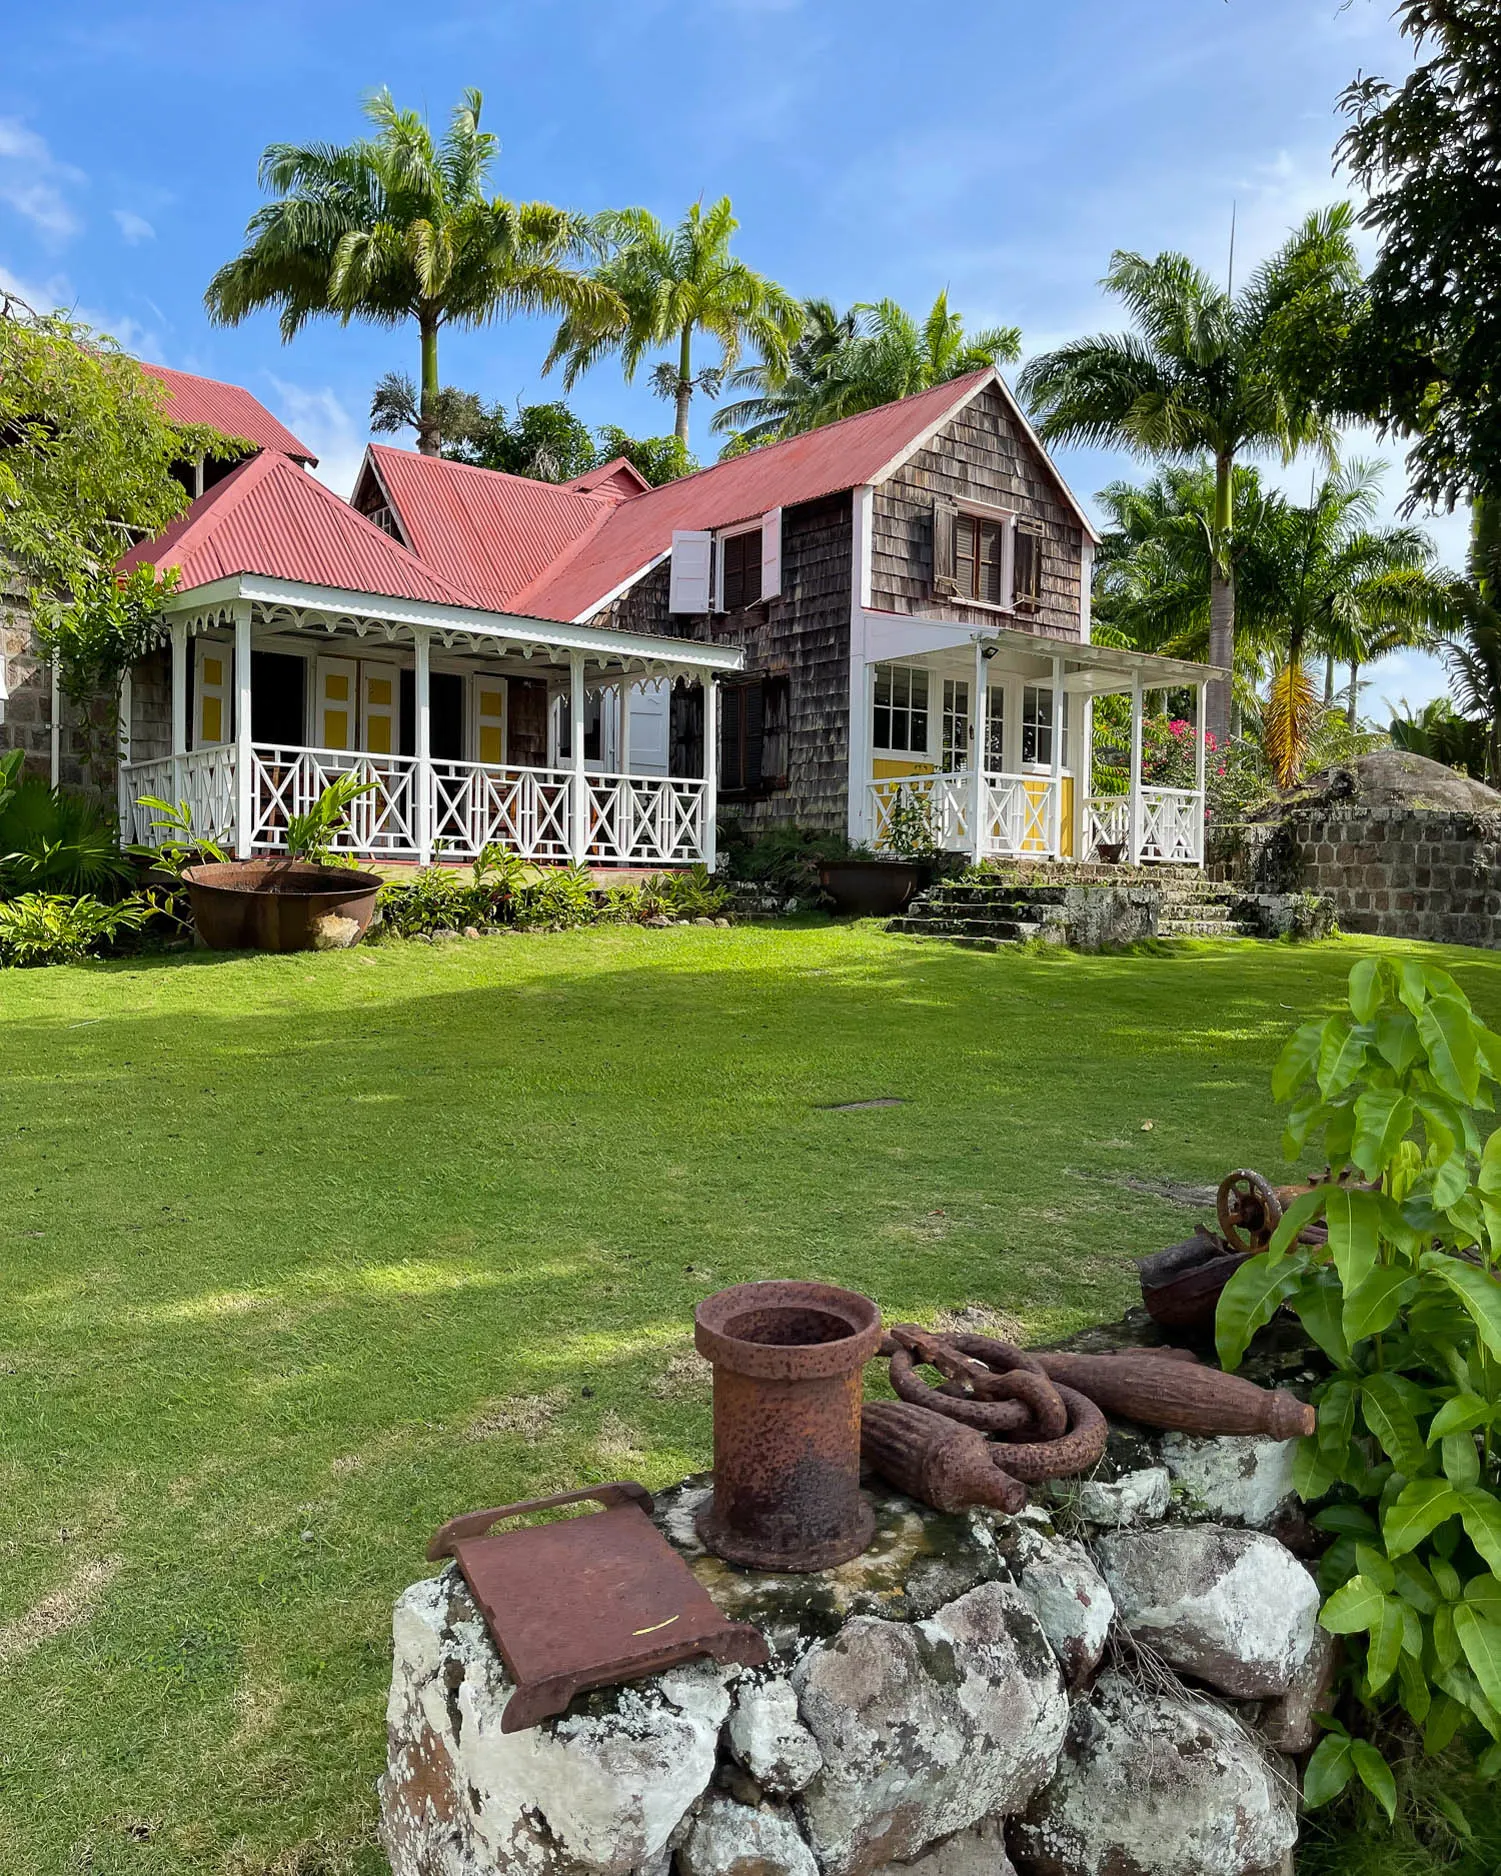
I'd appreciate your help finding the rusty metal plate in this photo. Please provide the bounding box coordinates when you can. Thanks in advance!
[428,1483,768,1733]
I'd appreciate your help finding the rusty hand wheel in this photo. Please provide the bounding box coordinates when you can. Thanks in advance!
[1216,1169,1283,1255]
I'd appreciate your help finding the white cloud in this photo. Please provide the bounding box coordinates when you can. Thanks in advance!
[112,208,155,245]
[0,116,85,242]
[266,377,367,498]
[0,262,161,357]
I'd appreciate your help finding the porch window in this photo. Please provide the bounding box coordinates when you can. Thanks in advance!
[873,666,929,755]
[720,674,790,797]
[985,685,1005,769]
[942,679,970,769]
[720,528,763,610]
[1021,686,1068,767]
[557,693,603,762]
[1014,522,1044,613]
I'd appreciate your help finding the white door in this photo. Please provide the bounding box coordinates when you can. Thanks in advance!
[315,657,358,752]
[627,680,670,777]
[471,676,507,767]
[195,641,231,746]
[360,664,399,757]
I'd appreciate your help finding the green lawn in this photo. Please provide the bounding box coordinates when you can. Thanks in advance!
[6,922,1501,1876]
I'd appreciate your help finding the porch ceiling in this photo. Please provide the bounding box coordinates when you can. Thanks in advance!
[151,571,744,680]
[858,608,1225,694]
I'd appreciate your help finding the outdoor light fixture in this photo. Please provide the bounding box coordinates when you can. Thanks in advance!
[981,644,999,662]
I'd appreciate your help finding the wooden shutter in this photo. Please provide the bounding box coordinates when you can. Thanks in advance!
[719,680,765,795]
[668,530,713,612]
[979,521,1004,604]
[954,515,976,600]
[1015,522,1044,612]
[760,507,782,599]
[195,644,231,746]
[932,498,959,597]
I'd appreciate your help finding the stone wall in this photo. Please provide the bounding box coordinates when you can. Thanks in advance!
[380,1434,1318,1876]
[1212,803,1501,948]
[1,551,115,791]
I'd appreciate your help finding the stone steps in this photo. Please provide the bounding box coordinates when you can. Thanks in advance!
[893,874,1261,949]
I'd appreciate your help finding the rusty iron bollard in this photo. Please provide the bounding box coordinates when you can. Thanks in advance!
[695,1281,884,1572]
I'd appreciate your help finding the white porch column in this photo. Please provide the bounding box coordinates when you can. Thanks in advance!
[116,668,133,829]
[569,651,588,866]
[170,622,188,804]
[233,601,253,858]
[1073,693,1093,861]
[1128,673,1144,866]
[618,675,632,775]
[970,638,986,864]
[1050,655,1065,859]
[414,627,432,867]
[1194,678,1208,864]
[702,673,718,870]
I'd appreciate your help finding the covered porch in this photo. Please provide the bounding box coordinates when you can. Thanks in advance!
[119,574,743,869]
[851,613,1221,867]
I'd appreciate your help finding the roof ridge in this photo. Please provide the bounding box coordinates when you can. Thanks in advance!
[505,500,623,615]
[367,441,618,507]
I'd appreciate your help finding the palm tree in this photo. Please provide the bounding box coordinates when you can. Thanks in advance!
[205,88,611,454]
[1251,461,1441,784]
[710,298,859,449]
[1437,496,1501,783]
[544,196,803,445]
[1018,207,1363,745]
[713,292,1021,449]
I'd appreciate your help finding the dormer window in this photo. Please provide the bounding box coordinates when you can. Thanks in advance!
[721,527,763,610]
[954,514,1005,605]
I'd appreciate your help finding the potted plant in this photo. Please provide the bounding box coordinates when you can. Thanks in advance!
[819,787,939,917]
[138,774,386,953]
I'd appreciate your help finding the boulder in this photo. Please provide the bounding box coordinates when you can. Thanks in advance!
[1095,1526,1318,1698]
[1255,1628,1339,1756]
[727,1678,823,1796]
[872,1818,1016,1876]
[678,1794,818,1876]
[1158,1432,1296,1530]
[379,1570,731,1876]
[1015,1538,1114,1689]
[1011,1673,1297,1876]
[792,1581,1067,1876]
[1074,1467,1171,1529]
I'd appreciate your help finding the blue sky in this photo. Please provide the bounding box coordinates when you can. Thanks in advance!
[0,0,1456,713]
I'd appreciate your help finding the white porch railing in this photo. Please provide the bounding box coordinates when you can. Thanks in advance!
[869,771,1060,859]
[121,744,713,868]
[1083,789,1204,864]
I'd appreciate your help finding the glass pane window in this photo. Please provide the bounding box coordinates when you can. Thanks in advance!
[942,679,970,768]
[1022,685,1053,767]
[985,684,1005,770]
[873,665,929,754]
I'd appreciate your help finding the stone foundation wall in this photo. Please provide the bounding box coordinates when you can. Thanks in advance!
[1,552,116,791]
[380,1427,1322,1876]
[1211,804,1501,948]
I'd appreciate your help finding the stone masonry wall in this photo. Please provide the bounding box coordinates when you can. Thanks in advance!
[1,550,114,791]
[1211,803,1501,949]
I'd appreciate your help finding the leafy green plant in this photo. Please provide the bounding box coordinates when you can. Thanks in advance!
[882,787,940,862]
[376,866,491,937]
[0,760,133,898]
[128,796,231,879]
[284,774,378,865]
[1216,955,1501,1812]
[717,820,855,896]
[0,891,151,967]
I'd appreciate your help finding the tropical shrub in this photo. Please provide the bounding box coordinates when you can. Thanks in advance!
[0,891,151,966]
[1216,956,1501,1816]
[127,796,230,878]
[718,820,855,896]
[1091,700,1224,796]
[285,773,379,865]
[0,752,133,898]
[377,857,731,938]
[376,867,490,937]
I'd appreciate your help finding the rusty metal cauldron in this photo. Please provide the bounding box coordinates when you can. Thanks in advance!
[694,1281,884,1572]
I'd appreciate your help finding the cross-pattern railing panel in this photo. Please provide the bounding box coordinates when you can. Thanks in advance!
[249,745,418,856]
[1139,787,1203,864]
[587,775,707,866]
[431,760,573,862]
[122,748,237,847]
[1083,795,1129,863]
[870,770,1059,858]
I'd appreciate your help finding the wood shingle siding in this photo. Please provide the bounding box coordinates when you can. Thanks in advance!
[870,382,1083,640]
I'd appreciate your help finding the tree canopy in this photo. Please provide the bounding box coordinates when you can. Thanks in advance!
[205,88,611,455]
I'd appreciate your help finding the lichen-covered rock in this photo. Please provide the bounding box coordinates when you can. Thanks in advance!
[1016,1538,1114,1690]
[872,1818,1016,1876]
[1095,1526,1318,1698]
[1073,1467,1171,1529]
[1255,1628,1338,1755]
[1010,1674,1298,1876]
[792,1581,1067,1876]
[378,1570,731,1876]
[678,1794,818,1876]
[1159,1432,1297,1530]
[727,1678,823,1796]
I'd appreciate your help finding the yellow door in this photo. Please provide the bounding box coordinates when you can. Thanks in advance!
[316,657,357,751]
[361,665,398,756]
[474,678,506,767]
[195,643,230,745]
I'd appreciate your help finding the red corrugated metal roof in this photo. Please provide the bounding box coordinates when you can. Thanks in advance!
[140,362,318,465]
[363,444,616,613]
[117,449,473,606]
[563,456,652,498]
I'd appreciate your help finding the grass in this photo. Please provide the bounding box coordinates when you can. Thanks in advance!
[6,920,1501,1875]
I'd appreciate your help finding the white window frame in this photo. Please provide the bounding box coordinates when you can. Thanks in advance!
[715,516,767,614]
[871,662,934,761]
[947,497,1022,615]
[1019,682,1070,774]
